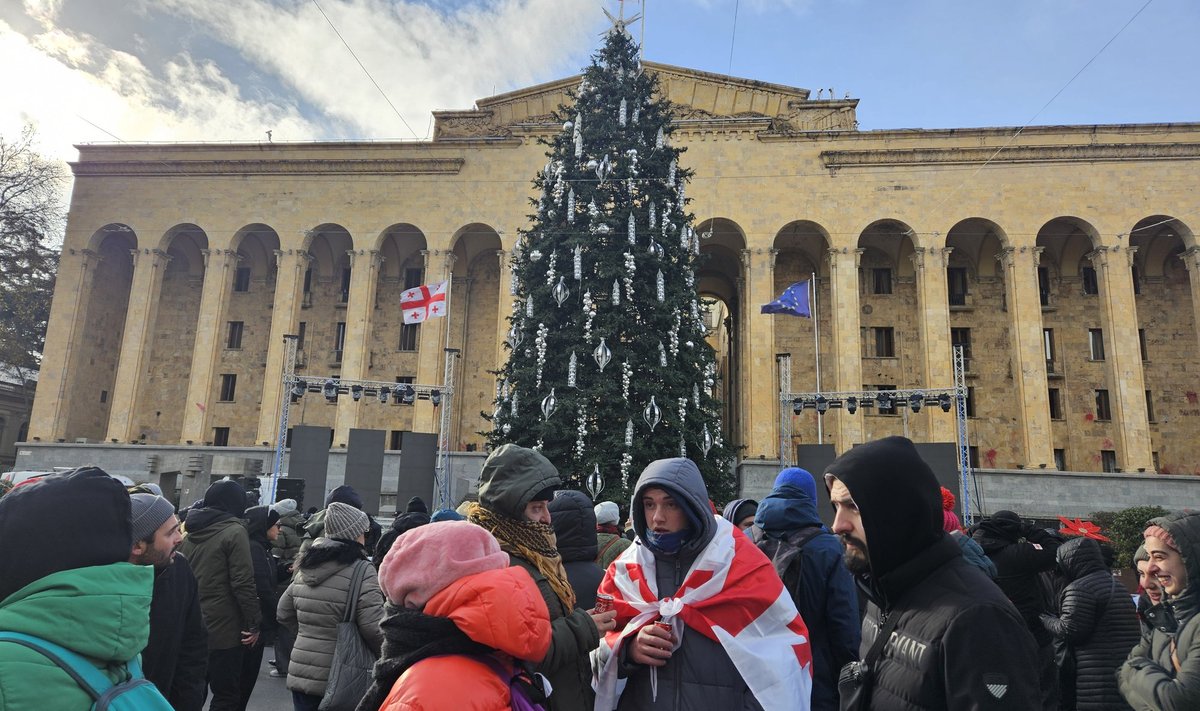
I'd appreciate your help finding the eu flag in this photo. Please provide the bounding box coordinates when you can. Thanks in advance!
[761,280,811,318]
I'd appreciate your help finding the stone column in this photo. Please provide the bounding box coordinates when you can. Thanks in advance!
[413,250,456,432]
[912,246,956,442]
[1089,245,1154,471]
[740,248,777,458]
[827,248,864,451]
[105,248,171,443]
[180,249,239,444]
[1182,248,1200,352]
[255,249,312,445]
[997,246,1054,468]
[494,249,514,370]
[331,250,383,447]
[29,249,101,442]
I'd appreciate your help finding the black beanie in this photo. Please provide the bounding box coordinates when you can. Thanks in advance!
[0,467,132,602]
[203,479,248,518]
[824,436,942,579]
[326,485,364,510]
[406,496,428,514]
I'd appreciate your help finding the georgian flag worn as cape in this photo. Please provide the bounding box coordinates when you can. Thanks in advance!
[593,517,813,710]
[400,280,447,324]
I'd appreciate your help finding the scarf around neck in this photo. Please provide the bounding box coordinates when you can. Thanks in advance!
[468,502,577,610]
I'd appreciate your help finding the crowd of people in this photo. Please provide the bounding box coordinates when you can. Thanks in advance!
[0,435,1195,710]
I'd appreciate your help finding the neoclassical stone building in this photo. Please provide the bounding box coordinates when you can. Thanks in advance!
[28,62,1200,486]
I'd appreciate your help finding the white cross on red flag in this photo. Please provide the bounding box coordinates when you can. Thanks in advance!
[400,280,447,324]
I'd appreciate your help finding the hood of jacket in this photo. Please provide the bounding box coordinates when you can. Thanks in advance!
[631,458,715,558]
[755,484,822,536]
[476,444,562,520]
[721,498,758,526]
[1057,536,1106,581]
[203,479,247,518]
[278,510,306,530]
[184,506,240,537]
[297,538,367,587]
[823,436,943,580]
[973,516,1026,553]
[1149,511,1200,607]
[548,490,599,562]
[0,563,153,662]
[424,566,552,661]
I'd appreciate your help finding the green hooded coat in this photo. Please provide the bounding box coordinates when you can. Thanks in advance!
[179,509,261,650]
[476,444,600,711]
[0,563,154,711]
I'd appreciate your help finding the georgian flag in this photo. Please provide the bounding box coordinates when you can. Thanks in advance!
[400,280,447,324]
[592,517,813,710]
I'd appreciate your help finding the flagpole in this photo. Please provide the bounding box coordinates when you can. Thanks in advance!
[435,274,454,511]
[813,272,822,444]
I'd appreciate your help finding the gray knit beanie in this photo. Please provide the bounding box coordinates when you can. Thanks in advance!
[130,494,176,543]
[272,498,298,517]
[325,501,369,541]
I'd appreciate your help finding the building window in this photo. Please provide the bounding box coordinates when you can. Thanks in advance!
[1081,266,1099,295]
[951,328,972,370]
[1054,448,1066,471]
[390,430,403,450]
[226,321,244,349]
[1044,329,1057,373]
[868,385,898,415]
[871,268,892,295]
[872,327,895,358]
[100,389,108,404]
[1139,329,1148,361]
[1038,267,1051,306]
[297,322,307,350]
[303,267,313,294]
[219,374,237,402]
[1101,449,1118,473]
[1088,329,1105,361]
[333,322,346,362]
[340,267,352,303]
[947,267,969,306]
[399,323,419,351]
[1146,390,1155,422]
[1095,389,1112,421]
[1048,388,1063,420]
[965,386,976,417]
[403,267,424,290]
[213,427,230,447]
[968,446,980,469]
[233,266,251,292]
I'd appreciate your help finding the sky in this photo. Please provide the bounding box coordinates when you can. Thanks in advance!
[2,0,1198,167]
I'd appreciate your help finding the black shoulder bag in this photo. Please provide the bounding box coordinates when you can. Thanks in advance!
[837,610,900,711]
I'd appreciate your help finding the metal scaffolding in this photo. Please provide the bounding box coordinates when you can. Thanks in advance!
[777,345,974,523]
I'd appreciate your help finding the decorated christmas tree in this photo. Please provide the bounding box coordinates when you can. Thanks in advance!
[487,15,736,504]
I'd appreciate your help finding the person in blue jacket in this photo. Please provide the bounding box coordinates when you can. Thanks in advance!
[753,467,861,711]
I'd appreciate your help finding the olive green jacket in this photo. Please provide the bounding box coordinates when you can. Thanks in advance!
[180,509,261,649]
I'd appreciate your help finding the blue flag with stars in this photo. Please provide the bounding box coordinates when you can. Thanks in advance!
[761,280,811,318]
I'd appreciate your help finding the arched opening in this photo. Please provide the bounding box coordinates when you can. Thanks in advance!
[137,224,209,443]
[288,224,351,432]
[1129,216,1198,474]
[67,225,137,440]
[448,224,504,452]
[697,217,746,447]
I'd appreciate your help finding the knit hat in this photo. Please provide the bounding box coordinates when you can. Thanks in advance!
[272,498,298,517]
[378,520,509,609]
[1144,524,1179,552]
[406,496,429,514]
[1134,543,1150,565]
[430,508,465,522]
[326,485,364,510]
[943,509,962,533]
[721,498,758,526]
[0,467,133,602]
[325,501,370,541]
[774,468,818,502]
[130,494,177,543]
[595,501,620,526]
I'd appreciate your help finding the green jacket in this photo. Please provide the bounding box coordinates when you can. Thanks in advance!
[596,531,633,571]
[272,511,305,565]
[0,563,154,711]
[476,444,600,710]
[1119,511,1200,711]
[180,509,261,649]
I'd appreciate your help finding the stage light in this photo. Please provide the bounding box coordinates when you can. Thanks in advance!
[908,392,924,413]
[378,386,390,403]
[322,379,338,402]
[846,396,858,414]
[431,389,442,407]
[402,385,416,405]
[792,398,804,415]
[350,385,363,402]
[291,381,306,398]
[815,395,829,415]
[939,393,952,412]
[877,391,892,410]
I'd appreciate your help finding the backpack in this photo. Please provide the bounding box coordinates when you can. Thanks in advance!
[754,525,823,593]
[0,631,173,711]
[472,654,549,711]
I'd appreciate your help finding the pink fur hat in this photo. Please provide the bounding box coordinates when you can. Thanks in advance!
[377,520,510,609]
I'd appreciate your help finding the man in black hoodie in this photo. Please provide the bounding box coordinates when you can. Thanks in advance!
[240,505,280,710]
[548,489,604,611]
[180,479,261,711]
[825,436,1039,710]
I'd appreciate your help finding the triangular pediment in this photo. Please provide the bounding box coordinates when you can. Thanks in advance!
[432,62,854,140]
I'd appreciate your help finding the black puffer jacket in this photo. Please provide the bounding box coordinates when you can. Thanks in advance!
[549,490,604,611]
[972,516,1063,647]
[1041,537,1140,711]
[826,437,1041,710]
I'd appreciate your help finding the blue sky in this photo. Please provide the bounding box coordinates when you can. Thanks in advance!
[1,0,1196,164]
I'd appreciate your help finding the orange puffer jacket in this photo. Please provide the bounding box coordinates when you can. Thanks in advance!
[377,565,552,711]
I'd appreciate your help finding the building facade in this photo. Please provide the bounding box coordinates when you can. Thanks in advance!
[27,63,1200,486]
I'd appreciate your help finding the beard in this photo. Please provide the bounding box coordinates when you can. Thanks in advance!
[840,535,870,574]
